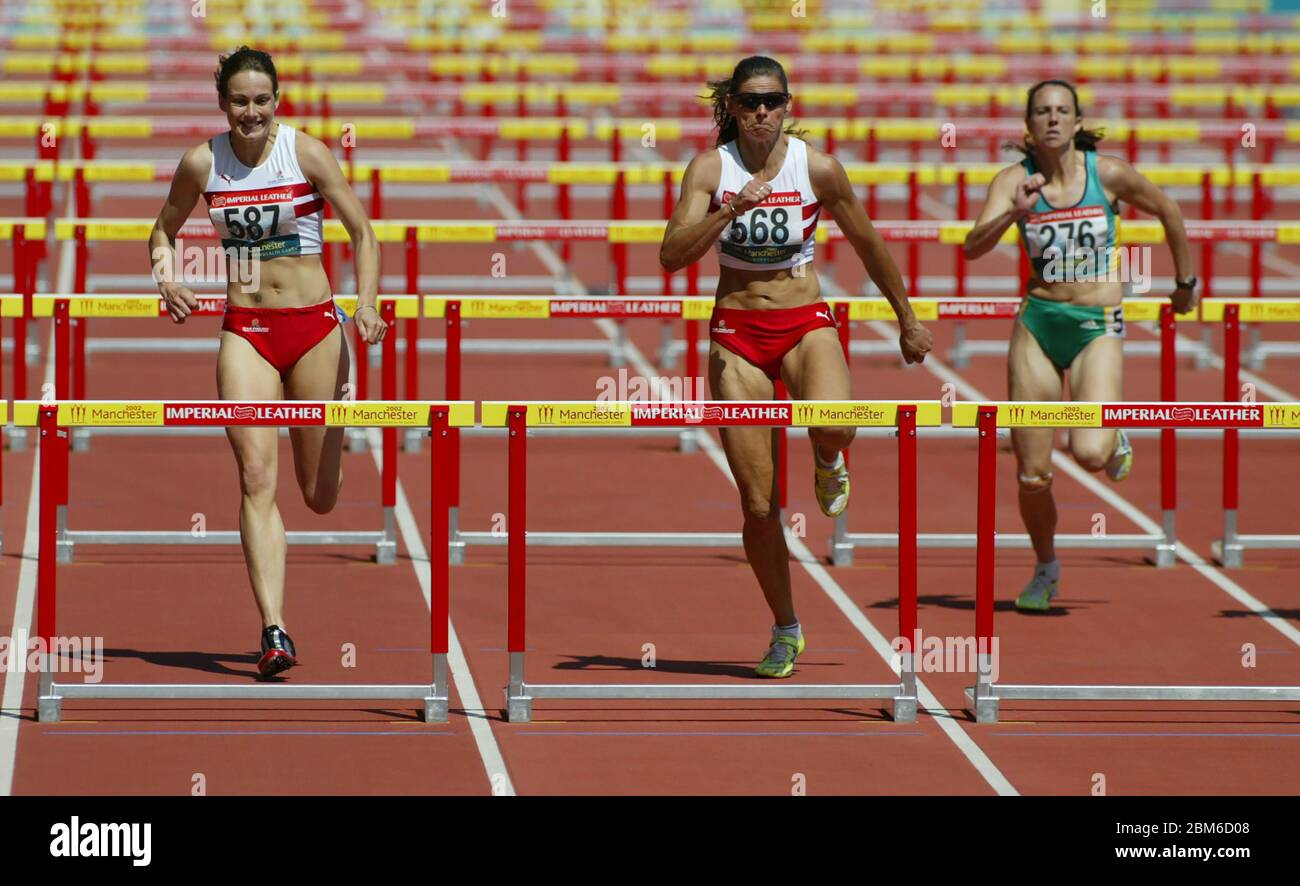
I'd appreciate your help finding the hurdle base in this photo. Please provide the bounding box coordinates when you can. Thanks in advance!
[1212,538,1243,569]
[964,683,1300,724]
[37,695,62,723]
[58,530,395,563]
[504,682,909,723]
[457,530,744,548]
[891,695,918,723]
[346,428,369,453]
[423,696,449,723]
[833,531,1165,559]
[505,692,533,724]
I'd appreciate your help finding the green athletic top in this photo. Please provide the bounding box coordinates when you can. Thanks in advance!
[1016,150,1119,288]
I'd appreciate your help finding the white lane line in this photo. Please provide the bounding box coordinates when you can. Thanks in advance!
[860,316,1300,651]
[364,430,516,797]
[0,183,70,794]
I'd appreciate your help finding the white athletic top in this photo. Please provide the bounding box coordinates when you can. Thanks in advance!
[710,135,819,271]
[203,123,324,259]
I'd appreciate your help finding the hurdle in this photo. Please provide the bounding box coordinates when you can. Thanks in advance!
[480,399,941,723]
[830,301,1185,567]
[1209,300,1300,566]
[19,399,471,723]
[954,401,1300,724]
[36,293,419,452]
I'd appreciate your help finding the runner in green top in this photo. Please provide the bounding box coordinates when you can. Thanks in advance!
[963,79,1198,611]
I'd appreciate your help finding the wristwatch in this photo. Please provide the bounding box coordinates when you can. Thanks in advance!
[1174,276,1198,291]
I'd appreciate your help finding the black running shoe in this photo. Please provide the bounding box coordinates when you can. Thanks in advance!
[257,625,298,678]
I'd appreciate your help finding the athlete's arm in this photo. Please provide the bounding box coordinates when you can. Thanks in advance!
[963,164,1042,261]
[1098,154,1196,313]
[808,149,932,363]
[149,144,207,323]
[296,132,385,342]
[658,151,732,272]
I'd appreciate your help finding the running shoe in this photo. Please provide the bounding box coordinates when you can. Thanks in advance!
[1105,429,1133,482]
[257,625,298,678]
[814,451,850,517]
[755,631,806,678]
[1015,573,1059,612]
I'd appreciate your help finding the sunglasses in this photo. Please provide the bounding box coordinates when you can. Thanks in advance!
[731,91,790,111]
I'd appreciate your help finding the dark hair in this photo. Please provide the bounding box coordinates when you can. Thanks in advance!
[703,56,807,148]
[1004,79,1103,156]
[214,46,278,99]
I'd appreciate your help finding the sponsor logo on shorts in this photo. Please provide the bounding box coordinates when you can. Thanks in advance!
[814,307,834,324]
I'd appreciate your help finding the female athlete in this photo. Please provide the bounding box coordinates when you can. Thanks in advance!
[660,56,932,676]
[964,79,1196,611]
[148,46,386,675]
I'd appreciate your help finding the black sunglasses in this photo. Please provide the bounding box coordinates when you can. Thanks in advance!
[731,91,790,111]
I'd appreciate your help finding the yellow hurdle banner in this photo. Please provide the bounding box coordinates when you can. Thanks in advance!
[12,401,475,428]
[952,401,1299,429]
[481,401,942,428]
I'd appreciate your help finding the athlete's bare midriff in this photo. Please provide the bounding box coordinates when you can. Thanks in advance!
[1025,275,1122,308]
[716,265,821,310]
[224,253,331,309]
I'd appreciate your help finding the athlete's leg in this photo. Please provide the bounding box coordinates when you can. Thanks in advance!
[1008,319,1065,565]
[283,324,349,514]
[1067,335,1124,471]
[709,342,794,626]
[780,326,855,460]
[218,331,288,628]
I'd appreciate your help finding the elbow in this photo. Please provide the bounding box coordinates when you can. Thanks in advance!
[659,248,681,274]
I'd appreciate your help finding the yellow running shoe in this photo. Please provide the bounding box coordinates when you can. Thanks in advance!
[1105,429,1133,482]
[755,631,806,678]
[1015,572,1059,612]
[814,451,850,517]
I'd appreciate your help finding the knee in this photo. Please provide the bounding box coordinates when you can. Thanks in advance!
[301,474,341,515]
[1072,443,1110,473]
[740,493,780,525]
[1017,469,1054,495]
[239,461,277,501]
[813,425,856,451]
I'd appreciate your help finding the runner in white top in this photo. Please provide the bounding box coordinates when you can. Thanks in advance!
[660,56,933,678]
[147,46,386,678]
